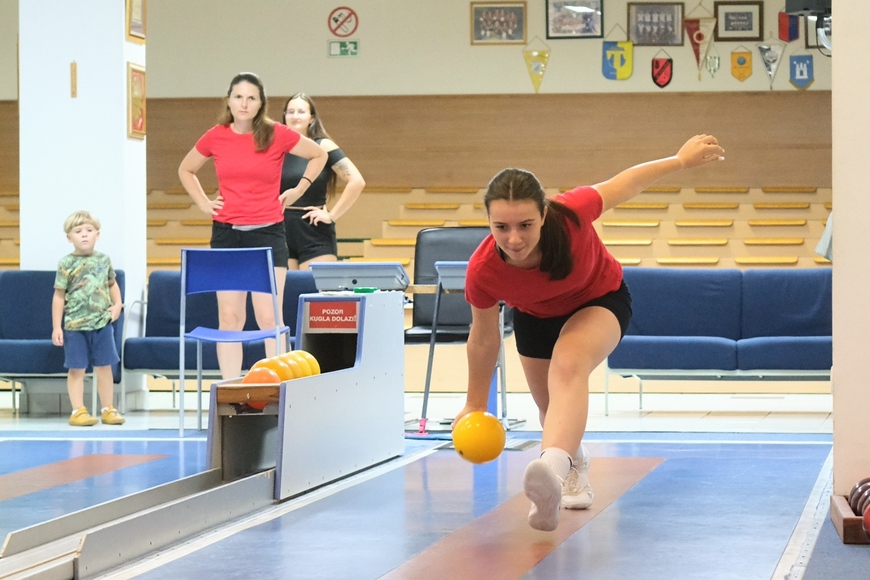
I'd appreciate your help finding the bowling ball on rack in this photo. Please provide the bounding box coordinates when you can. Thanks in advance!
[275,352,304,379]
[241,367,281,385]
[452,411,506,464]
[857,488,870,519]
[849,478,870,513]
[295,350,321,375]
[240,367,281,410]
[252,356,295,381]
[279,350,321,377]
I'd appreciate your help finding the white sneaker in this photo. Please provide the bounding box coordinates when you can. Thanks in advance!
[562,445,594,510]
[523,459,563,531]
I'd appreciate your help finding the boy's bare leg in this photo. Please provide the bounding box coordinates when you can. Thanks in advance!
[95,365,125,424]
[67,368,87,410]
[95,365,115,409]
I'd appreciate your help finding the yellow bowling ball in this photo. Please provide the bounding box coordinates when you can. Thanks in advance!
[295,350,321,375]
[276,352,304,379]
[284,351,312,377]
[452,411,506,464]
[251,356,294,381]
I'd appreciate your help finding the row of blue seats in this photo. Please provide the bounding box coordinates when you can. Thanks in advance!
[603,267,833,414]
[0,270,318,388]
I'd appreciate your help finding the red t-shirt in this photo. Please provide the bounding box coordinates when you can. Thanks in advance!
[195,123,301,225]
[465,186,623,318]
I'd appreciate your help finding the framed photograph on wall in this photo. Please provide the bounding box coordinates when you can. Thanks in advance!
[471,2,527,45]
[127,63,146,139]
[804,15,830,49]
[627,3,684,46]
[546,0,603,39]
[126,0,146,44]
[713,1,763,42]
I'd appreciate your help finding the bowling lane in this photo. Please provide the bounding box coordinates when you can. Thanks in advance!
[0,435,209,538]
[529,440,833,579]
[132,446,538,579]
[131,438,831,579]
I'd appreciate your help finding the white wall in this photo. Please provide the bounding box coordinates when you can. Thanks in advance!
[17,0,147,345]
[0,0,830,100]
[831,1,870,495]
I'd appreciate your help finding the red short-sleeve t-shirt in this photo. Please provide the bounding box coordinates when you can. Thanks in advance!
[465,186,623,318]
[196,123,301,225]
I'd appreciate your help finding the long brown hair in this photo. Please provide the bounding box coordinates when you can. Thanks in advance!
[484,168,580,280]
[282,93,337,198]
[217,72,275,152]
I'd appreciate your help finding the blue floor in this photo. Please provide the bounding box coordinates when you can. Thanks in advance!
[0,430,839,579]
[0,434,208,538]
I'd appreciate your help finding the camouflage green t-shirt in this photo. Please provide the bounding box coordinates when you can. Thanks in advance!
[54,252,116,331]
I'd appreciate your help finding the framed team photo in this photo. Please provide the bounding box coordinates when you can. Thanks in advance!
[471,2,528,45]
[627,3,684,46]
[546,0,603,39]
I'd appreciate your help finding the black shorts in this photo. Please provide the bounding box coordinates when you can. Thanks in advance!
[513,280,633,359]
[284,211,337,263]
[211,221,290,265]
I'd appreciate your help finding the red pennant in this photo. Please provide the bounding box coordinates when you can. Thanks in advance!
[652,58,673,88]
[684,19,703,67]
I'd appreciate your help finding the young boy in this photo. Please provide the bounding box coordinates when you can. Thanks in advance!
[51,211,125,426]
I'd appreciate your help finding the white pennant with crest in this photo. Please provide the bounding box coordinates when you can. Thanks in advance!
[757,42,785,89]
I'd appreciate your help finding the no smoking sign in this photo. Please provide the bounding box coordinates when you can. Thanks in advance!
[328,7,358,38]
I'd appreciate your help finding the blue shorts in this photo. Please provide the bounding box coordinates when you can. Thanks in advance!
[63,325,120,370]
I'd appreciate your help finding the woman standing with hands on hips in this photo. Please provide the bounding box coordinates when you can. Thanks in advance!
[281,93,365,269]
[178,73,327,381]
[457,135,725,532]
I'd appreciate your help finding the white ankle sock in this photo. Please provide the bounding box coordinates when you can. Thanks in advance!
[539,447,572,480]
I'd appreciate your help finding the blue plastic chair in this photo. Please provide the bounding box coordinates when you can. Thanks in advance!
[179,247,289,434]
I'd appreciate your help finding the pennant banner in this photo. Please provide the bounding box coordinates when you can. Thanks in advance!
[684,17,717,80]
[652,56,673,88]
[778,12,800,42]
[602,41,633,80]
[523,49,550,93]
[757,43,785,88]
[789,54,814,89]
[704,47,721,78]
[731,48,752,81]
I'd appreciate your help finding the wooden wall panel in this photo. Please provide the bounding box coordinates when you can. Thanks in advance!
[2,91,832,196]
[147,91,832,192]
[0,101,18,191]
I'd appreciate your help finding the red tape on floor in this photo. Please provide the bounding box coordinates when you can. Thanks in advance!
[382,456,663,579]
[0,454,166,502]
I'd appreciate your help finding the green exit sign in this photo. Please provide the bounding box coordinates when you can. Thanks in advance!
[329,40,359,57]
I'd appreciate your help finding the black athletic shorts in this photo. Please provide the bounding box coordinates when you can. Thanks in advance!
[512,280,632,360]
[284,211,337,263]
[211,221,290,265]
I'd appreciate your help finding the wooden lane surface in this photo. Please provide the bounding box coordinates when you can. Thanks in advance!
[382,456,663,580]
[0,454,166,502]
